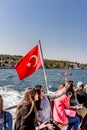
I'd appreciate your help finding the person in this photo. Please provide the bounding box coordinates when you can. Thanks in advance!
[54,83,65,94]
[76,81,87,106]
[84,85,87,93]
[75,82,87,130]
[75,81,87,118]
[14,88,52,130]
[0,95,12,130]
[35,85,61,130]
[46,82,70,100]
[53,84,81,130]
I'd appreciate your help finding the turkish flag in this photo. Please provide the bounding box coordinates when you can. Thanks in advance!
[14,44,42,80]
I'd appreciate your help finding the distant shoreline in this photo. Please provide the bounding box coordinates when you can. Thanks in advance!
[0,55,87,69]
[0,66,14,69]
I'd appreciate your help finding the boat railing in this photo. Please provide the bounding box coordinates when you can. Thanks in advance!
[5,105,17,121]
[5,105,17,111]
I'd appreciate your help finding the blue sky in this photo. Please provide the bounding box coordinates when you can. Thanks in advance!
[0,0,87,63]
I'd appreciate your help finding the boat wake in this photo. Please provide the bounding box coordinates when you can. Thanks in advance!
[0,87,23,117]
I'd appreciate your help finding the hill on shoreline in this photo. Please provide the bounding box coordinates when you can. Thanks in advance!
[0,54,87,69]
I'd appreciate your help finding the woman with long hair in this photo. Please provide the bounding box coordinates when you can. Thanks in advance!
[53,82,81,130]
[14,88,50,130]
[35,85,61,130]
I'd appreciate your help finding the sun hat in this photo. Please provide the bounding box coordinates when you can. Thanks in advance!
[77,81,84,88]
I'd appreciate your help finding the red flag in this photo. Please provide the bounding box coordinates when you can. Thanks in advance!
[14,44,42,80]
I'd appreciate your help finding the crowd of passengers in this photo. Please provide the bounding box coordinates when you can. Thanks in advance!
[0,80,87,130]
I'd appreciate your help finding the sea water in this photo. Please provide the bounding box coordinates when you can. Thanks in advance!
[0,68,87,120]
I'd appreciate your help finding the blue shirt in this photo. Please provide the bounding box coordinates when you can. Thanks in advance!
[0,111,12,130]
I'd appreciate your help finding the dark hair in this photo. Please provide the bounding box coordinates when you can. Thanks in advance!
[35,85,42,94]
[0,95,3,100]
[66,82,75,98]
[34,85,42,111]
[81,84,84,89]
[69,80,74,84]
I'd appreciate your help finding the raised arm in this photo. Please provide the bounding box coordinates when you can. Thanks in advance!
[46,87,67,100]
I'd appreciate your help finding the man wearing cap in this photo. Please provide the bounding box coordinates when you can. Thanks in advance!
[76,81,87,105]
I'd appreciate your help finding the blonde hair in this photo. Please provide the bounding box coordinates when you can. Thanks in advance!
[16,88,37,120]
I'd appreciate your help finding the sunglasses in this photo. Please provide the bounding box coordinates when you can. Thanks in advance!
[41,89,44,92]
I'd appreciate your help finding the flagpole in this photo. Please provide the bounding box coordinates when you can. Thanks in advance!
[38,40,49,91]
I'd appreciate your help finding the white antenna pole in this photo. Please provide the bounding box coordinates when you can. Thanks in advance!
[38,40,49,91]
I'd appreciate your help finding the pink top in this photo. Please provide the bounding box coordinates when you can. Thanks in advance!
[53,94,70,124]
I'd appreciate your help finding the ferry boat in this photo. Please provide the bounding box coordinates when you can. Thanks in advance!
[61,71,72,76]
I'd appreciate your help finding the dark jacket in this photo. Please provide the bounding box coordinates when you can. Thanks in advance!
[76,90,87,106]
[80,114,87,129]
[14,104,35,130]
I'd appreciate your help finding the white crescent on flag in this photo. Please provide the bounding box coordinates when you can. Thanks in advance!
[27,55,38,67]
